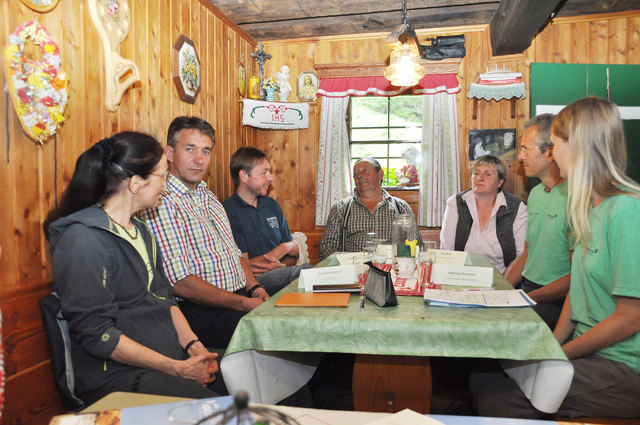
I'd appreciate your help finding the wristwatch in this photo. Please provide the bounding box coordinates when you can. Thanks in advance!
[246,284,264,297]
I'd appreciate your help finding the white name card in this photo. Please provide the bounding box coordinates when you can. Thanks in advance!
[431,263,493,287]
[298,265,358,292]
[434,249,468,265]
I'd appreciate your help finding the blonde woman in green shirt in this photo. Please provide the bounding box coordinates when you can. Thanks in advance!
[473,97,640,418]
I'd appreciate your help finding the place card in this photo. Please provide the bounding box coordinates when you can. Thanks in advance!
[431,263,493,287]
[433,249,468,265]
[298,265,358,292]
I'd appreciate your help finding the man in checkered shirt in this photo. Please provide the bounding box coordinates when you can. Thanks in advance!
[319,158,421,260]
[142,116,269,350]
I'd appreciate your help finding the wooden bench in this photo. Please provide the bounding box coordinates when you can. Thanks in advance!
[1,279,68,424]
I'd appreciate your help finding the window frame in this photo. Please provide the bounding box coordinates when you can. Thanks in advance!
[347,95,422,189]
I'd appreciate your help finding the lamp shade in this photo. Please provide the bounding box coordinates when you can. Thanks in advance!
[384,43,426,87]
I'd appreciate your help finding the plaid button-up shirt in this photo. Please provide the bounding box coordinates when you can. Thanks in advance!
[319,189,422,260]
[141,174,246,292]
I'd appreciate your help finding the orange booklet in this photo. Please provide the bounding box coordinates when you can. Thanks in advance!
[275,292,351,307]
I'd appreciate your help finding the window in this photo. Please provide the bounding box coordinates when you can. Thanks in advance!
[349,95,422,187]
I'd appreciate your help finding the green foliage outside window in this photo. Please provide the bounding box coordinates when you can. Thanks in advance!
[349,95,422,187]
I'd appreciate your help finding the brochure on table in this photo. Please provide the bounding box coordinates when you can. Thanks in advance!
[424,288,536,308]
[298,264,358,292]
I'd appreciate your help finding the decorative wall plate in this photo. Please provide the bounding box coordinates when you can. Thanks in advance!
[3,20,69,144]
[20,0,60,12]
[173,35,201,104]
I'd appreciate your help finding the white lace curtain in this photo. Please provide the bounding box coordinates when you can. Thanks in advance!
[418,92,461,226]
[315,75,461,227]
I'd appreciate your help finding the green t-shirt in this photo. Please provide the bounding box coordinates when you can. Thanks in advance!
[522,181,572,286]
[570,188,640,373]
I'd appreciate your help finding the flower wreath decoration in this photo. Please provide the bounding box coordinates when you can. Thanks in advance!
[3,20,69,144]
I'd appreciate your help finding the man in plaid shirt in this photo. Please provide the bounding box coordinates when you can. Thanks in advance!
[141,116,269,350]
[319,158,421,260]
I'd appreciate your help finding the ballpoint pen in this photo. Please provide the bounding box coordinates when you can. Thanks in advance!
[360,297,365,312]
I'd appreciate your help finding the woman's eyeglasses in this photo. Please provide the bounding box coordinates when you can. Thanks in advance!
[150,170,169,182]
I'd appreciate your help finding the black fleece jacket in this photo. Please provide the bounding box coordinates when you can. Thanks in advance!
[48,205,186,396]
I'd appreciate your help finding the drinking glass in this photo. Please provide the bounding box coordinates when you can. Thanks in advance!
[364,232,377,261]
[418,241,437,287]
[372,238,388,264]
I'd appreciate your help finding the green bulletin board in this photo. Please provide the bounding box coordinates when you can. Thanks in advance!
[530,63,640,183]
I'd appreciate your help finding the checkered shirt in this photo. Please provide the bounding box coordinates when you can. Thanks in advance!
[140,174,246,292]
[319,189,422,260]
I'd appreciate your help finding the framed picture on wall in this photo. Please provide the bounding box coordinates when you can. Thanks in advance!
[172,34,201,104]
[297,71,318,102]
[238,63,246,97]
[468,128,517,161]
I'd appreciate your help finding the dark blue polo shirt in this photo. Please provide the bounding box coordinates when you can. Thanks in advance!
[222,192,293,259]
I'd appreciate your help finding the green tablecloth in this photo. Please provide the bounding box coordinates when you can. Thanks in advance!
[220,254,571,412]
[225,254,566,362]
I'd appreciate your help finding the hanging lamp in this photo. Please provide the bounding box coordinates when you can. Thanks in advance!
[384,0,426,87]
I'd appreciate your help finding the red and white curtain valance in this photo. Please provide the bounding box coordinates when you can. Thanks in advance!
[316,74,460,98]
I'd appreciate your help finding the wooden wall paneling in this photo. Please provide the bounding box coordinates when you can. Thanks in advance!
[630,16,640,61]
[206,11,217,145]
[571,22,590,63]
[589,20,609,63]
[346,39,363,63]
[117,2,135,132]
[362,37,383,62]
[330,39,348,64]
[530,20,553,62]
[609,18,629,64]
[224,26,236,200]
[209,17,223,196]
[191,0,202,119]
[59,0,87,207]
[554,21,573,63]
[130,0,147,132]
[315,39,332,64]
[148,2,166,140]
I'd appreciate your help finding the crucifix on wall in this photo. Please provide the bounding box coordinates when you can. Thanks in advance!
[250,43,272,100]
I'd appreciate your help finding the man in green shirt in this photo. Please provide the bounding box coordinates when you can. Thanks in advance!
[505,114,571,328]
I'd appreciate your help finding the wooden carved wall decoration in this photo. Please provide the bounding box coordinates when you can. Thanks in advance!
[88,0,141,112]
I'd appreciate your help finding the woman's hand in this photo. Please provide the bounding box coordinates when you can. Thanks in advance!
[173,352,220,386]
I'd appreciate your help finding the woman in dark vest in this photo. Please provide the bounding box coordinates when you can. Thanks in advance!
[440,155,527,273]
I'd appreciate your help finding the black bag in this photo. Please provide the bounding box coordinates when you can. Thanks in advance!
[422,35,466,60]
[39,292,85,410]
[363,261,398,307]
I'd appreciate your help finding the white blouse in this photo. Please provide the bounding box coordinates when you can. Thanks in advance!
[439,190,527,273]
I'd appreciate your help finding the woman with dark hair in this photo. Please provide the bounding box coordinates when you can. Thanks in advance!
[472,98,640,418]
[45,132,225,404]
[440,155,527,273]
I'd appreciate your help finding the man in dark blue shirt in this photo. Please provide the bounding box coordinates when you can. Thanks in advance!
[223,147,311,294]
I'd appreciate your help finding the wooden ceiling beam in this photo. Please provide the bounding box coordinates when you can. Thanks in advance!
[211,0,497,24]
[489,0,562,55]
[238,4,497,41]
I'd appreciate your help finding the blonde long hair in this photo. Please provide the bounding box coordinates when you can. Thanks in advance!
[552,97,640,247]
